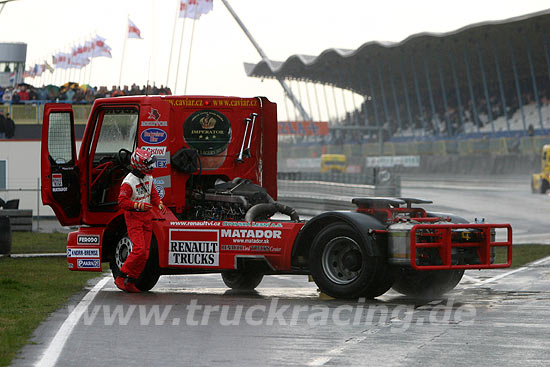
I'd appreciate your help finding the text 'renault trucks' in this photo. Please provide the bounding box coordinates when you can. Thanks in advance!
[41,95,512,298]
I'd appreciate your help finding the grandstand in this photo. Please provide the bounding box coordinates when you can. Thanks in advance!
[245,8,550,159]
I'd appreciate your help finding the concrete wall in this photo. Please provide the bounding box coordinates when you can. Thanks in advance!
[0,140,81,217]
[393,154,539,176]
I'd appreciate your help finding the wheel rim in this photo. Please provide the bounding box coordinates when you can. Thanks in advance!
[115,236,133,270]
[321,236,363,285]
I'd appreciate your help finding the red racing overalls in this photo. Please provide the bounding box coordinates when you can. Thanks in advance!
[118,172,161,279]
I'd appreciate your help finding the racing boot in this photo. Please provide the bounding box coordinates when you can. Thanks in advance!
[114,276,141,293]
[124,278,141,293]
[114,276,128,291]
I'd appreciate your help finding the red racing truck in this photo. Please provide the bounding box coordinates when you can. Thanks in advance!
[41,95,512,298]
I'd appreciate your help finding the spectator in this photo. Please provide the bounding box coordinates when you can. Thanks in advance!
[37,86,48,100]
[17,86,30,101]
[5,113,15,139]
[73,88,85,103]
[65,87,75,102]
[0,111,6,139]
[1,87,12,102]
[84,89,95,104]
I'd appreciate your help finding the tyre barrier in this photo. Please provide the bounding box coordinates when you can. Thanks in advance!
[0,210,33,232]
[0,215,12,255]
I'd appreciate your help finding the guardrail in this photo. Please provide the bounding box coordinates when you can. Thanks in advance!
[1,102,91,125]
[277,179,400,216]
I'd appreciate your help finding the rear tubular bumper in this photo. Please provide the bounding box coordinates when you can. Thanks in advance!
[410,223,512,270]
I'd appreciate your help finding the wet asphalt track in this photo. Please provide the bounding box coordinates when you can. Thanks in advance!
[11,175,550,366]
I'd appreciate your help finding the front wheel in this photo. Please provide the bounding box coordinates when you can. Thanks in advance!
[110,234,160,292]
[391,267,464,298]
[221,271,263,290]
[309,222,390,299]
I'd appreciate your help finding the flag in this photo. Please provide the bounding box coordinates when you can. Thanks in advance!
[44,60,54,73]
[82,41,93,58]
[91,35,113,58]
[54,53,71,69]
[179,0,213,19]
[128,18,143,39]
[33,64,43,77]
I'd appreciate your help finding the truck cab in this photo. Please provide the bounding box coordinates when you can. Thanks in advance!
[320,154,347,173]
[531,144,550,194]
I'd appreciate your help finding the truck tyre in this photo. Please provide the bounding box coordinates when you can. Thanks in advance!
[309,222,386,299]
[391,268,464,298]
[221,271,263,290]
[541,180,549,194]
[109,234,161,292]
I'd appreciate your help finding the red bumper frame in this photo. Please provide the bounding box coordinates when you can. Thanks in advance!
[410,223,513,270]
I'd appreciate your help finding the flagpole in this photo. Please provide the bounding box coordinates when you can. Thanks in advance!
[166,0,180,87]
[118,16,129,87]
[183,18,197,95]
[39,59,45,86]
[63,48,69,86]
[88,32,95,86]
[174,3,188,94]
[69,42,75,83]
[79,37,85,85]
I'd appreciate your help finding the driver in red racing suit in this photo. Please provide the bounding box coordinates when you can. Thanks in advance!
[115,148,166,292]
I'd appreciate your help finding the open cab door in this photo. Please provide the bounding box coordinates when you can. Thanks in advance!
[41,103,82,226]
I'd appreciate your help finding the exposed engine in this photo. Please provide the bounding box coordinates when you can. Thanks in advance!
[184,177,299,222]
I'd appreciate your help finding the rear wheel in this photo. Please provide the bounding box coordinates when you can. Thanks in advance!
[221,271,264,290]
[391,267,464,298]
[309,222,390,299]
[109,234,160,292]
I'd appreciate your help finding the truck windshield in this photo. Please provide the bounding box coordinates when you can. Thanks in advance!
[95,109,138,154]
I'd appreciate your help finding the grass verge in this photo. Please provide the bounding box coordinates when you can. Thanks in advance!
[11,232,68,254]
[0,257,104,366]
[495,244,550,268]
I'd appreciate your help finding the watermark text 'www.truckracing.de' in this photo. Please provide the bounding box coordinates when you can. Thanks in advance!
[68,298,477,332]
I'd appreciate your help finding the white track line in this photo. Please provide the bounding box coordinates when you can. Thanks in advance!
[307,333,375,366]
[465,255,550,286]
[35,276,110,367]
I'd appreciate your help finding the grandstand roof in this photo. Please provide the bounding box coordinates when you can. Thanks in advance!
[244,9,550,95]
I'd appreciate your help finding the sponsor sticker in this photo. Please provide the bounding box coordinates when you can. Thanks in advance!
[148,108,161,121]
[67,248,100,258]
[77,259,101,269]
[154,158,167,168]
[142,146,167,156]
[141,128,167,144]
[153,179,165,199]
[183,109,231,156]
[77,235,100,245]
[52,173,62,187]
[220,229,282,240]
[169,229,219,266]
[141,121,168,127]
